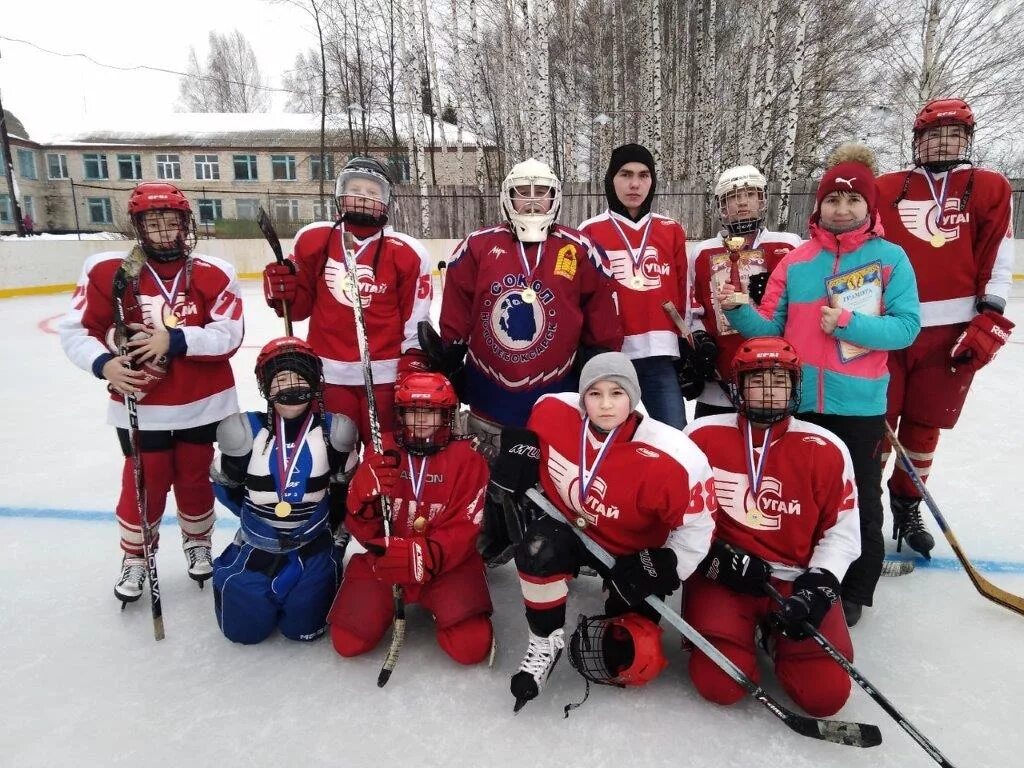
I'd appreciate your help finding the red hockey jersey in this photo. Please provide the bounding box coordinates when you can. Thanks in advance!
[59,251,242,430]
[529,393,716,579]
[876,166,1013,327]
[346,438,488,597]
[440,223,623,425]
[578,210,688,359]
[287,221,433,385]
[688,229,803,406]
[684,414,860,581]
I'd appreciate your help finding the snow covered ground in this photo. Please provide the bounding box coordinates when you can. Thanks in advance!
[2,281,1023,768]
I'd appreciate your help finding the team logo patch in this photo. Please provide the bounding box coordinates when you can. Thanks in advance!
[325,260,385,308]
[554,244,577,280]
[897,197,969,245]
[480,275,559,361]
[713,469,801,532]
[636,447,659,458]
[607,247,669,291]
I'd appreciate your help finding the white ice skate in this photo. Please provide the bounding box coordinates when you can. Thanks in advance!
[183,538,213,587]
[510,628,565,712]
[114,556,147,607]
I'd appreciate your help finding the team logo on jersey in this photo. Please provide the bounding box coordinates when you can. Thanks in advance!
[554,245,578,280]
[713,469,801,531]
[324,261,385,308]
[139,294,198,329]
[636,447,659,458]
[897,197,969,245]
[479,275,558,360]
[489,246,507,259]
[547,446,621,525]
[802,435,826,446]
[606,247,669,291]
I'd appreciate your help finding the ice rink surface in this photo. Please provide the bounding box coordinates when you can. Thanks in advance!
[2,280,1022,767]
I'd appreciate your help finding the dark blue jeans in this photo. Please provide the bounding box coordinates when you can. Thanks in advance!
[632,356,686,429]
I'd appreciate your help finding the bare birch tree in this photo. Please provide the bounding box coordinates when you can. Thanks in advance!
[178,30,271,112]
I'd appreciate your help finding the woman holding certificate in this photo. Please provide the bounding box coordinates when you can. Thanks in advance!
[715,144,920,627]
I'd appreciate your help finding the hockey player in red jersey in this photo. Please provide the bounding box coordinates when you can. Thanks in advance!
[683,337,860,717]
[876,98,1015,558]
[262,157,433,446]
[439,158,623,457]
[578,143,689,428]
[59,181,244,605]
[501,352,715,711]
[688,165,802,417]
[327,373,494,666]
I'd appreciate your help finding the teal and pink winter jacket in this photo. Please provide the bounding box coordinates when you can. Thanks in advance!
[725,218,920,416]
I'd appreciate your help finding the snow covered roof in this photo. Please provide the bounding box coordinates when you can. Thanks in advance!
[34,112,489,149]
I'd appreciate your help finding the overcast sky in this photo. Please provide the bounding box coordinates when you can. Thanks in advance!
[0,0,316,138]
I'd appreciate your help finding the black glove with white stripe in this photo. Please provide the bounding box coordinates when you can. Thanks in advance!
[610,548,680,605]
[771,568,841,640]
[699,539,772,596]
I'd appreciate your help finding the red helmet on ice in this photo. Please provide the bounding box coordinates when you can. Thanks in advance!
[730,336,802,425]
[394,372,458,455]
[255,336,323,405]
[127,181,197,261]
[568,612,668,689]
[912,98,975,171]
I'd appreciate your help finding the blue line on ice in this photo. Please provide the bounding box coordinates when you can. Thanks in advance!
[2,505,1022,575]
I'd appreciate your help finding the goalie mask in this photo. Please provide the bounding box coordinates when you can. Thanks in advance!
[335,156,393,227]
[255,337,323,407]
[500,158,561,243]
[568,612,668,688]
[715,166,768,236]
[127,182,197,262]
[912,98,975,172]
[394,372,458,455]
[730,336,801,425]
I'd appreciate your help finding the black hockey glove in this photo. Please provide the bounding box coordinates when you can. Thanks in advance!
[679,331,719,381]
[490,428,541,495]
[416,321,468,394]
[478,491,539,567]
[674,356,705,400]
[747,272,770,305]
[610,548,680,605]
[771,568,841,640]
[699,539,772,596]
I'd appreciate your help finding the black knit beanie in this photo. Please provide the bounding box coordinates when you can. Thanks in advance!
[604,143,657,221]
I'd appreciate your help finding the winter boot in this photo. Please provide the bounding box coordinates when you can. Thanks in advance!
[183,536,213,587]
[115,555,147,607]
[510,628,565,712]
[891,495,935,559]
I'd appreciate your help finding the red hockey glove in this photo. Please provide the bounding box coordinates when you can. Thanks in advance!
[950,310,1015,374]
[397,348,431,384]
[349,450,401,514]
[263,261,298,309]
[368,536,437,585]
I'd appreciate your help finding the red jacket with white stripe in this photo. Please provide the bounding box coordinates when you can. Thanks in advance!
[286,221,433,385]
[529,393,716,580]
[683,414,860,581]
[578,210,688,359]
[876,165,1013,327]
[59,251,242,430]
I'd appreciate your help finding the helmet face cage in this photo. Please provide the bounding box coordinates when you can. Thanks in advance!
[132,209,197,262]
[256,349,323,405]
[730,363,801,425]
[567,613,666,688]
[395,404,455,455]
[335,165,392,226]
[913,123,974,172]
[717,186,768,235]
[500,162,562,243]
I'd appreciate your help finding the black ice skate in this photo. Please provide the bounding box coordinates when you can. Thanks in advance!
[511,629,564,713]
[115,555,147,608]
[183,537,213,588]
[891,495,935,559]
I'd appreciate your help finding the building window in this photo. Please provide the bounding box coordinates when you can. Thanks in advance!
[235,199,259,220]
[87,197,113,224]
[233,155,258,181]
[0,195,12,224]
[310,154,335,181]
[272,155,297,181]
[272,199,300,221]
[313,200,334,221]
[156,154,181,180]
[194,154,220,180]
[47,153,69,180]
[117,154,143,181]
[197,199,223,223]
[388,155,411,183]
[83,154,109,180]
[17,149,37,180]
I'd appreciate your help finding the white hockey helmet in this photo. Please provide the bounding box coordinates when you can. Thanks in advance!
[500,158,561,243]
[715,165,768,235]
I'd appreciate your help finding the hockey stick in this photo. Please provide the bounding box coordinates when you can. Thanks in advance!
[662,301,733,401]
[340,229,406,685]
[257,207,293,336]
[524,488,882,748]
[885,424,1024,617]
[762,583,956,766]
[113,246,165,641]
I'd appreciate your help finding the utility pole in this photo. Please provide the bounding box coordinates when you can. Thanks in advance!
[0,89,26,237]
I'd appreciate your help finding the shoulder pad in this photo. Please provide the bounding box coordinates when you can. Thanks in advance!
[327,413,358,453]
[217,413,255,456]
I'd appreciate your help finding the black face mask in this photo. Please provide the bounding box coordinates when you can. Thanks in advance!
[271,387,313,406]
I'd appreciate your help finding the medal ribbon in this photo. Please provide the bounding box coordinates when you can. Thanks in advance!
[407,455,429,504]
[275,410,316,502]
[922,170,951,230]
[743,422,773,499]
[609,214,653,279]
[144,263,184,314]
[516,240,546,287]
[578,418,619,507]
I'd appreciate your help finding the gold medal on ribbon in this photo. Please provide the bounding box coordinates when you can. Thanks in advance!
[163,312,180,329]
[630,275,644,290]
[274,501,292,518]
[413,516,427,533]
[522,288,537,304]
[575,516,587,529]
[930,232,946,248]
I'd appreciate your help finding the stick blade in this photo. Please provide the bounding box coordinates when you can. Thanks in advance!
[256,207,283,261]
[785,713,883,748]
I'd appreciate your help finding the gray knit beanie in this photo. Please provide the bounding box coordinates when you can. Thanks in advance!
[578,352,641,412]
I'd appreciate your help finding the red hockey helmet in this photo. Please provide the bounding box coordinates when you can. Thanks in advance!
[394,372,458,455]
[730,336,802,425]
[255,336,323,405]
[913,98,975,134]
[912,99,975,171]
[568,612,668,688]
[127,182,197,261]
